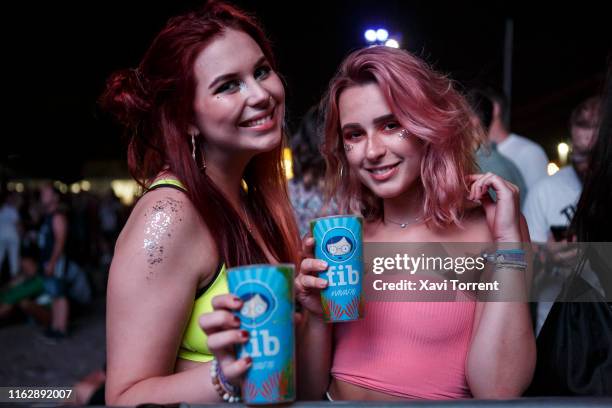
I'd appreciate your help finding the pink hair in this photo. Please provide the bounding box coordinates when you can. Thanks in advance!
[321,46,483,229]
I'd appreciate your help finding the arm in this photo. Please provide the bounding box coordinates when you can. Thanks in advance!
[105,189,222,406]
[295,236,333,399]
[45,213,68,275]
[465,174,536,398]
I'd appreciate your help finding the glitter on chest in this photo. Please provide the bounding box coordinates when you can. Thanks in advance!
[143,198,182,266]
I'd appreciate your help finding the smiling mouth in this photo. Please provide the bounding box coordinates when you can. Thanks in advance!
[366,163,400,174]
[239,108,275,128]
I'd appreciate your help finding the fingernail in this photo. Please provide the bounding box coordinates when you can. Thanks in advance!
[240,330,249,340]
[233,296,242,304]
[317,260,328,268]
[233,315,241,325]
[244,356,252,366]
[318,279,328,288]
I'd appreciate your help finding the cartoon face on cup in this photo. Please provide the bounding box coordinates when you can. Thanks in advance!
[325,235,355,261]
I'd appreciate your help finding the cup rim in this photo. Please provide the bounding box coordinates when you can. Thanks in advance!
[310,214,364,223]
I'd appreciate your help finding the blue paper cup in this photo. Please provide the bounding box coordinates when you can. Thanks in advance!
[310,215,364,322]
[227,264,295,404]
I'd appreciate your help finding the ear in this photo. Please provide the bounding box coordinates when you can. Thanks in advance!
[492,102,501,119]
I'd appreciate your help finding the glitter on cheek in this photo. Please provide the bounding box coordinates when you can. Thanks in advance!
[239,82,248,94]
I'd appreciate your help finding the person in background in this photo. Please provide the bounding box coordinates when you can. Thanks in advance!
[467,89,527,207]
[0,192,21,279]
[523,95,602,334]
[37,184,70,339]
[481,88,549,190]
[288,106,329,236]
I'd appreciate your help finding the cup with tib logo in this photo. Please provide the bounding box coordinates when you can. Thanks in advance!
[310,215,365,322]
[227,264,295,405]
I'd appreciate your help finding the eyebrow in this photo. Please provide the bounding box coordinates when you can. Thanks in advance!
[341,113,396,132]
[208,55,268,90]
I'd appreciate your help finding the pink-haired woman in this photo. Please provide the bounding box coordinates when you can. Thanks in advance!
[297,46,536,400]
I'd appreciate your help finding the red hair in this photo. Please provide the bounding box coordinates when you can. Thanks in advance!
[321,46,482,228]
[100,1,299,267]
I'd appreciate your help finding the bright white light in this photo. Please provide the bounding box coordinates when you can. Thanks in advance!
[80,180,91,191]
[376,28,389,42]
[557,142,570,165]
[385,39,400,48]
[70,183,81,194]
[15,183,24,193]
[547,162,560,176]
[111,179,139,206]
[364,29,377,43]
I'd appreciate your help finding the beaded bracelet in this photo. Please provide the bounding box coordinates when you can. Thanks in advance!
[210,358,241,403]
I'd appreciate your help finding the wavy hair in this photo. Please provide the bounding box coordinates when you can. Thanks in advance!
[100,1,300,267]
[321,46,483,228]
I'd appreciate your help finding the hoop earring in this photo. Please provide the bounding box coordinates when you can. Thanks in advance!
[190,133,207,171]
[191,134,197,161]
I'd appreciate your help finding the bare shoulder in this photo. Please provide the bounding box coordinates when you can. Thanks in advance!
[113,187,218,285]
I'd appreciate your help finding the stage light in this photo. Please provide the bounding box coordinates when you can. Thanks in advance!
[376,28,389,42]
[385,39,400,48]
[364,29,377,43]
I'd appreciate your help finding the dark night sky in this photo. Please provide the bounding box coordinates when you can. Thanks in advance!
[4,0,611,182]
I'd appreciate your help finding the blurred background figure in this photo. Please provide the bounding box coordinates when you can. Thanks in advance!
[0,192,21,278]
[97,190,122,268]
[528,64,612,396]
[480,88,549,190]
[0,244,45,324]
[288,106,329,236]
[523,95,602,334]
[467,89,527,206]
[37,184,71,339]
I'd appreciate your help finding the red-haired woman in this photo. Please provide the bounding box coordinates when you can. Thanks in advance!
[297,46,536,400]
[101,2,300,405]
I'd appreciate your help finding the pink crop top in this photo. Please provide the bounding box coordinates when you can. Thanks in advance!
[331,294,476,399]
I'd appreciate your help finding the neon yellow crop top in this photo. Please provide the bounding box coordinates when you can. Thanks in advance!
[147,178,229,363]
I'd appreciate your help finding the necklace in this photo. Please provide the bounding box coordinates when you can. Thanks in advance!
[384,216,419,229]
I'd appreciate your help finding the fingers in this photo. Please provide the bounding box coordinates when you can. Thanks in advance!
[211,293,243,311]
[301,235,315,259]
[300,258,328,276]
[468,173,518,202]
[199,309,241,335]
[218,356,253,381]
[207,329,249,353]
[297,272,328,290]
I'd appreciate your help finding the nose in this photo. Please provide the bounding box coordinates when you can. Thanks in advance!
[365,132,386,162]
[245,79,271,108]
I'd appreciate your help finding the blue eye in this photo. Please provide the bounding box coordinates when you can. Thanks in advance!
[216,80,240,94]
[255,65,271,80]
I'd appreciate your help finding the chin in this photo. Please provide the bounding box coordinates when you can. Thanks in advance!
[248,131,282,153]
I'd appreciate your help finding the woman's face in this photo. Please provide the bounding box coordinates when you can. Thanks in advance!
[338,82,424,199]
[190,29,285,158]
